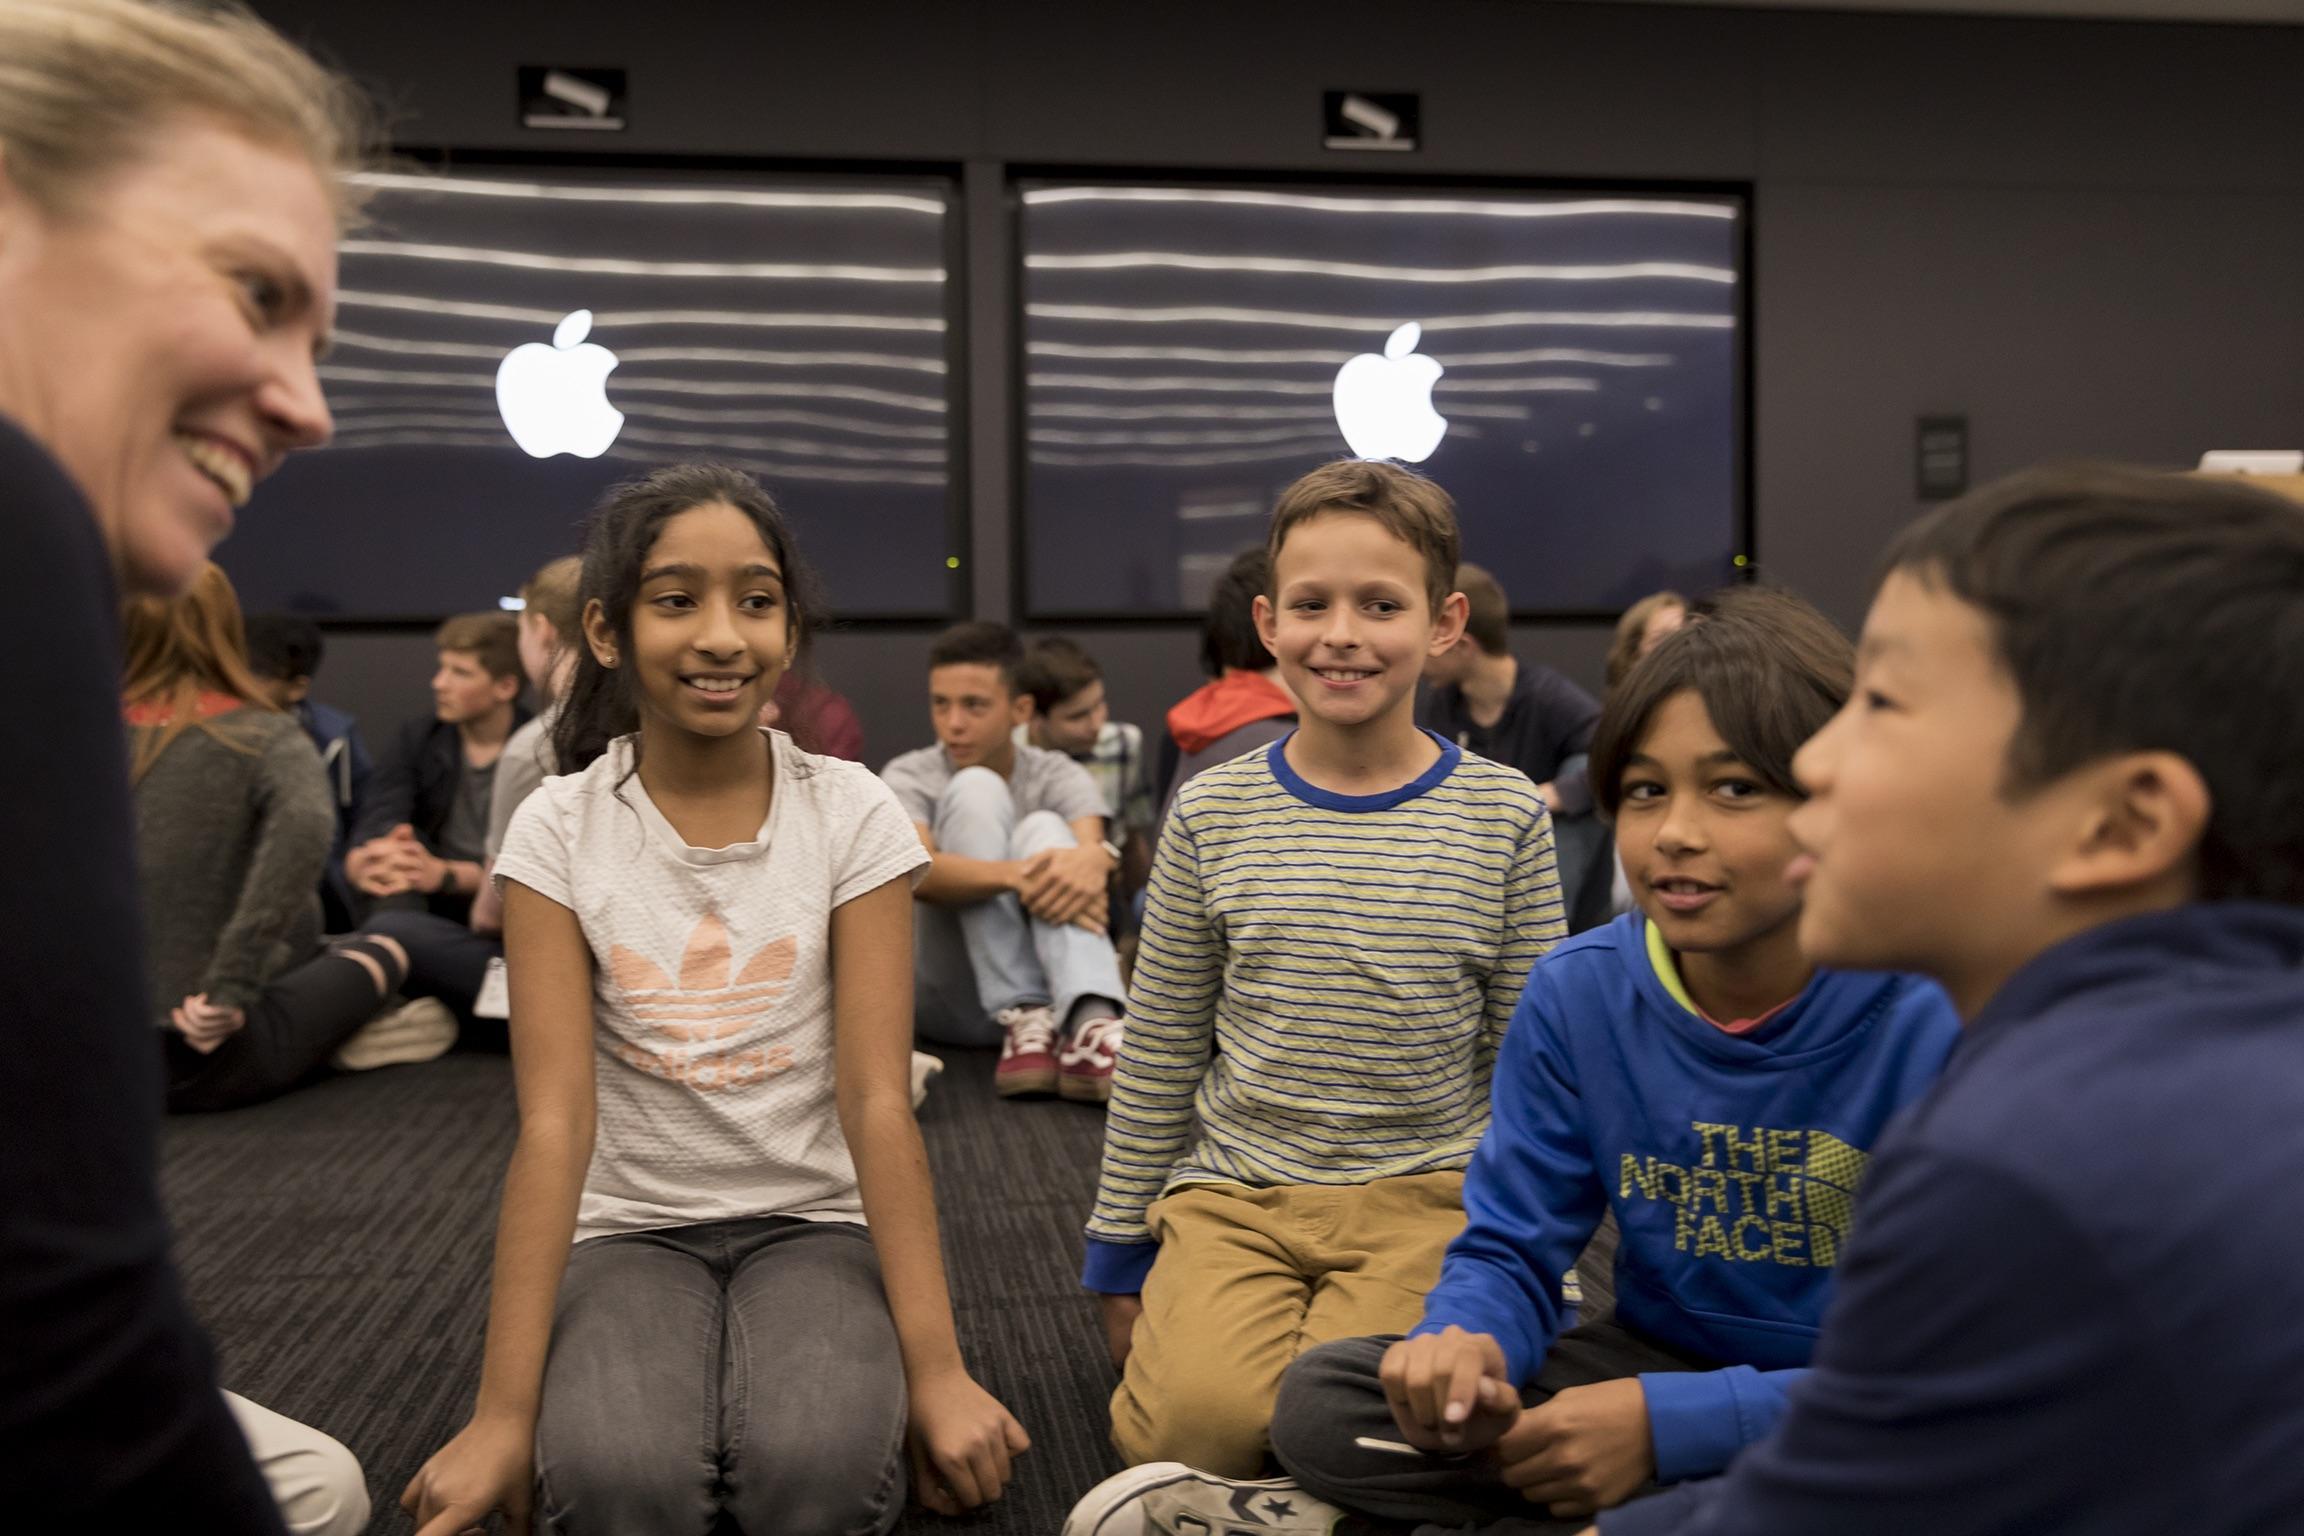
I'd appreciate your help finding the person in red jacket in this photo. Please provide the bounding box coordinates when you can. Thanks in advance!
[1156,547,1298,829]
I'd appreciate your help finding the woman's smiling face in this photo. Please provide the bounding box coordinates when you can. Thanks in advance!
[0,115,338,594]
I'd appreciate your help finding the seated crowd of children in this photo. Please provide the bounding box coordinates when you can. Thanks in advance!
[120,454,2304,1536]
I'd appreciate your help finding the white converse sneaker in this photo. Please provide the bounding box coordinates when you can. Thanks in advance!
[1063,1463,1345,1536]
[910,1049,944,1108]
[331,996,456,1072]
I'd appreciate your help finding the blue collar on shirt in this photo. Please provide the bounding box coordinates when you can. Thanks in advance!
[1967,901,2304,1041]
[1264,729,1462,812]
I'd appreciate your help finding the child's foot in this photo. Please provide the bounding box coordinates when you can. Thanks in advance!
[331,996,456,1072]
[994,1004,1059,1098]
[1063,1462,1346,1535]
[1059,1013,1124,1103]
[910,1050,944,1108]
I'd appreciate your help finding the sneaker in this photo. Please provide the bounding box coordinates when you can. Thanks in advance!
[331,996,457,1072]
[1063,1463,1344,1536]
[1059,1012,1124,1103]
[993,1004,1059,1098]
[910,1050,944,1108]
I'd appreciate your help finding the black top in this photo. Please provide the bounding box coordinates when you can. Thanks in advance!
[1418,657,1601,814]
[0,414,285,1528]
[352,705,528,920]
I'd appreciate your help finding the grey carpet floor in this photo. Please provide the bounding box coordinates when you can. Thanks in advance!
[161,1052,1617,1535]
[161,1048,1125,1535]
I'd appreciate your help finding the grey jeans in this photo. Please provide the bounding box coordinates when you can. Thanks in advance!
[1269,1322,1711,1534]
[914,766,1125,1046]
[535,1216,907,1536]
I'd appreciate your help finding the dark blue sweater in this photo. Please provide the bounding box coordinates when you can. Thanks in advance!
[1604,904,2304,1536]
[1416,914,1959,1482]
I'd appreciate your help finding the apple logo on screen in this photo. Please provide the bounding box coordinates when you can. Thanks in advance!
[495,310,625,459]
[1333,322,1447,463]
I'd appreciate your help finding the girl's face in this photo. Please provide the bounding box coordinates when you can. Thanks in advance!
[602,501,792,743]
[1615,689,1805,961]
[0,117,337,596]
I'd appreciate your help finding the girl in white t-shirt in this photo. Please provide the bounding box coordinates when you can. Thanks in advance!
[405,465,1028,1536]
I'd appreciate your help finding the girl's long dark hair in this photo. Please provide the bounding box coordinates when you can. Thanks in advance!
[551,464,825,776]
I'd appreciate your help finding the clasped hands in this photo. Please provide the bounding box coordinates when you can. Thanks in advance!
[1013,842,1111,934]
[1379,1325,1653,1521]
[168,993,247,1053]
[347,823,449,899]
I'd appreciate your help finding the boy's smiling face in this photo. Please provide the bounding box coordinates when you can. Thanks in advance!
[1255,509,1463,736]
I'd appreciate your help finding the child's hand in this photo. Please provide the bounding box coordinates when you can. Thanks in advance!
[906,1367,1030,1515]
[1018,843,1111,931]
[1380,1326,1519,1451]
[401,1412,535,1536]
[169,994,246,1053]
[1098,1292,1143,1369]
[1496,1377,1654,1518]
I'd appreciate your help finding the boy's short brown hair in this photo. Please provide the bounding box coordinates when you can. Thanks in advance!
[434,612,522,683]
[1018,636,1102,716]
[1589,586,1853,819]
[1267,459,1460,614]
[1455,563,1511,655]
[520,556,585,650]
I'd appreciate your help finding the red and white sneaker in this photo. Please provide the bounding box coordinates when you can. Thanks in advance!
[994,1004,1059,1098]
[1059,1012,1124,1103]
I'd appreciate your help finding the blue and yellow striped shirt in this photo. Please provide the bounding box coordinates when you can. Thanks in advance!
[1082,733,1564,1291]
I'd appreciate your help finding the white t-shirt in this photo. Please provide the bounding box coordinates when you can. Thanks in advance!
[494,729,929,1244]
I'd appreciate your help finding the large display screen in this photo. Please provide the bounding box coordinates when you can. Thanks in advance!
[1018,181,1745,618]
[219,165,960,619]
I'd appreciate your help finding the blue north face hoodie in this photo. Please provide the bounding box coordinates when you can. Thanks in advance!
[1413,912,1959,1483]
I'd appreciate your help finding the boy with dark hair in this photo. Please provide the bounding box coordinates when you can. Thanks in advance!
[1422,562,1609,930]
[1067,460,1563,1524]
[1157,547,1297,824]
[880,620,1128,1101]
[1019,636,1155,892]
[244,612,371,930]
[1581,466,2304,1536]
[343,612,529,926]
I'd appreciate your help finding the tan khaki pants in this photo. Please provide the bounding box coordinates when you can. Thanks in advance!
[1110,1171,1466,1476]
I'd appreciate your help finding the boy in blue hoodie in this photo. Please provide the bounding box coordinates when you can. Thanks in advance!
[1575,467,2304,1536]
[1226,588,1959,1535]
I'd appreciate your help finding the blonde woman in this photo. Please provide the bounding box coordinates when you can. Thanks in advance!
[0,1,373,1528]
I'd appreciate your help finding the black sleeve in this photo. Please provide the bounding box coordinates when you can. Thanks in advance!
[1597,1147,2180,1536]
[0,428,286,1530]
[1534,667,1603,760]
[348,716,423,847]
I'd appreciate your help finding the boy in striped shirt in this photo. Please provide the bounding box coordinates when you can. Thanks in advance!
[1076,460,1565,1501]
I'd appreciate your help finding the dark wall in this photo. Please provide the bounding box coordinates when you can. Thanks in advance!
[253,0,2304,752]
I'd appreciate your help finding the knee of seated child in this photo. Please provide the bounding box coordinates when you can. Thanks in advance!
[940,764,1010,811]
[273,1430,371,1536]
[537,1441,707,1528]
[1113,1363,1277,1477]
[1009,808,1074,859]
[1267,1339,1381,1488]
[729,1449,901,1536]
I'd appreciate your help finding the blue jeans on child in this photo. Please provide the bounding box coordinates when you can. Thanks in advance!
[913,766,1125,1047]
[534,1216,906,1536]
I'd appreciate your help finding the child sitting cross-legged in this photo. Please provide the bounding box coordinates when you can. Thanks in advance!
[1208,587,1962,1536]
[1063,459,1566,1533]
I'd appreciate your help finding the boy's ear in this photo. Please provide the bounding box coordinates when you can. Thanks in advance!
[1008,688,1034,729]
[581,597,618,669]
[1252,593,1279,657]
[1428,590,1471,657]
[2046,750,2210,901]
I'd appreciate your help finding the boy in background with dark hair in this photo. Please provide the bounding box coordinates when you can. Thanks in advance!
[1068,460,1562,1526]
[881,621,1128,1102]
[1157,547,1298,826]
[1018,636,1155,900]
[1422,562,1608,930]
[245,613,370,930]
[343,612,529,926]
[1584,466,2304,1536]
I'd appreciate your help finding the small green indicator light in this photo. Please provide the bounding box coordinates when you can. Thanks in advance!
[945,556,961,570]
[1733,555,1750,568]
